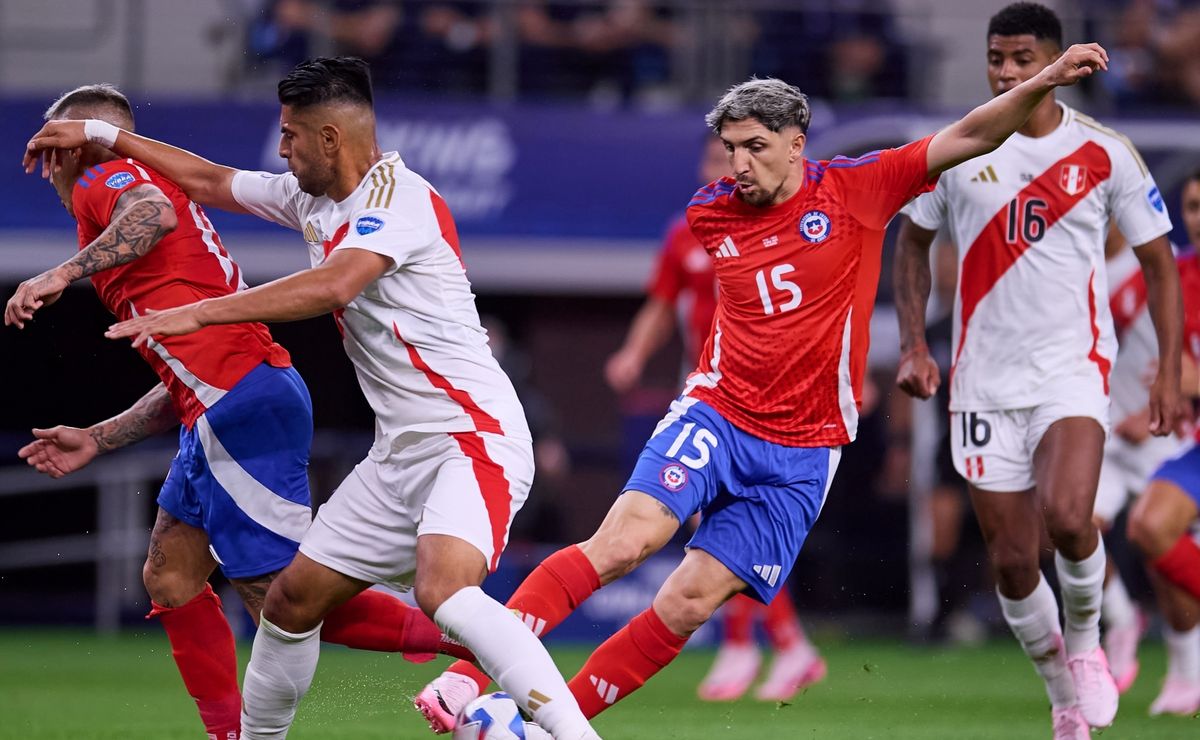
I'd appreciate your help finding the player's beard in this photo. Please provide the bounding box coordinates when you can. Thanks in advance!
[295,161,336,197]
[739,179,787,208]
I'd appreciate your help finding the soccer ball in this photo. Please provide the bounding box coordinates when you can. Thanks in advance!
[453,692,546,740]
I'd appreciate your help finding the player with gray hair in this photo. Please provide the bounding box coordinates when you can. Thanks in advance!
[412,39,1118,734]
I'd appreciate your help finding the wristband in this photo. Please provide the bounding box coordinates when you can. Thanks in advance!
[83,119,120,149]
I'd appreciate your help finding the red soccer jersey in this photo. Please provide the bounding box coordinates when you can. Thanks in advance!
[73,159,290,427]
[685,136,938,446]
[1179,248,1200,443]
[647,214,718,362]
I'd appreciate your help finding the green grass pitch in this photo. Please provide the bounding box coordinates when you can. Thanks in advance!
[0,629,1196,738]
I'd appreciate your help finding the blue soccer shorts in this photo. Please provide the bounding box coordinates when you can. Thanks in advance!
[158,363,314,580]
[1151,441,1200,508]
[623,395,841,603]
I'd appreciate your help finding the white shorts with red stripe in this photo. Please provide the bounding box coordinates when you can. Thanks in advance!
[950,374,1110,493]
[299,430,533,590]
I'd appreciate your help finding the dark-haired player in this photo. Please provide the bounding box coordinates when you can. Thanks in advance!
[411,37,1113,735]
[8,83,467,740]
[25,59,599,740]
[894,4,1183,736]
[1126,170,1200,716]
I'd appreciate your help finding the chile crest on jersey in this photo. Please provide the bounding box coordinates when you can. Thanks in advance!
[799,210,832,243]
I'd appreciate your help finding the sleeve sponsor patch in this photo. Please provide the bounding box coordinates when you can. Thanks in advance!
[105,171,136,189]
[1147,185,1165,213]
[356,215,384,235]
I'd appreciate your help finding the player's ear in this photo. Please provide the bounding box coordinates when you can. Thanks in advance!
[320,124,341,157]
[789,132,806,163]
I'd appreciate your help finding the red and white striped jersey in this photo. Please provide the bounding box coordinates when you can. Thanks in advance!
[903,103,1172,412]
[231,152,530,458]
[73,159,290,427]
[1105,245,1157,426]
[686,136,938,447]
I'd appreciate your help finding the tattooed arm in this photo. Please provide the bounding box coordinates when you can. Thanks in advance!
[17,383,179,479]
[4,184,178,328]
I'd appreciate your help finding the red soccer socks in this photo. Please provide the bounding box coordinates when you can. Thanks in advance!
[321,588,474,661]
[568,606,688,718]
[148,584,240,740]
[1153,534,1200,600]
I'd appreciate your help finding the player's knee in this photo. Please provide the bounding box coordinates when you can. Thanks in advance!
[413,578,465,618]
[261,572,320,632]
[142,559,205,608]
[1043,496,1093,545]
[988,547,1039,593]
[1126,504,1176,559]
[654,588,719,637]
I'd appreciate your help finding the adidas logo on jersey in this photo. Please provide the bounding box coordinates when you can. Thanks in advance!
[589,675,620,705]
[714,236,740,259]
[752,564,782,587]
[969,165,999,183]
[302,222,321,244]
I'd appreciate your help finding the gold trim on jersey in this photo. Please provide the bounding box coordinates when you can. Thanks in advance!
[365,161,397,210]
[1072,111,1149,177]
[302,221,320,244]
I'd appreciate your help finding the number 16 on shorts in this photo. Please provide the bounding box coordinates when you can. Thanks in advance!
[953,411,992,482]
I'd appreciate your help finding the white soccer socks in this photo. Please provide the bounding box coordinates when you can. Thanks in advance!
[434,586,600,740]
[1101,573,1137,632]
[1056,540,1106,656]
[240,616,322,740]
[999,575,1077,708]
[1165,626,1200,681]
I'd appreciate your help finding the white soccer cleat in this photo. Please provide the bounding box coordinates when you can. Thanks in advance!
[415,672,482,734]
[754,643,827,701]
[1068,647,1119,728]
[1103,608,1145,694]
[1051,705,1091,740]
[697,643,761,701]
[1149,676,1200,717]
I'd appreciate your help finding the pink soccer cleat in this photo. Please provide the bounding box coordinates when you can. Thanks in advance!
[1051,705,1091,740]
[754,643,827,701]
[1103,608,1146,694]
[1068,647,1119,728]
[414,672,481,734]
[697,643,761,701]
[1148,676,1200,717]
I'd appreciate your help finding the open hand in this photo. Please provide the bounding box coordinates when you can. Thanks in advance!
[23,120,88,177]
[106,305,204,347]
[18,426,98,478]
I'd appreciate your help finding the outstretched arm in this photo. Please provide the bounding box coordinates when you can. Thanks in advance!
[105,247,392,345]
[18,383,178,479]
[926,43,1108,176]
[605,297,677,394]
[24,120,244,213]
[893,217,941,399]
[1134,236,1185,435]
[4,184,177,328]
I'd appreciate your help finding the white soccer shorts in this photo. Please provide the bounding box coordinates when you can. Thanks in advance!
[950,376,1110,493]
[1094,432,1187,523]
[299,430,533,590]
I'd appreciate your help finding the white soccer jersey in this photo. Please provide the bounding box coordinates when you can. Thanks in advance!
[1105,246,1158,425]
[903,103,1172,411]
[231,152,531,458]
